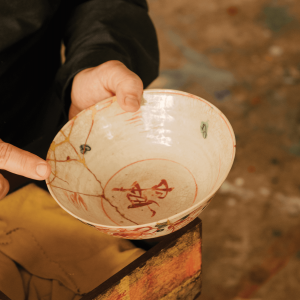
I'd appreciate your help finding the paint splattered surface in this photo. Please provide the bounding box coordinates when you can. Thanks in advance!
[148,0,300,298]
[93,221,202,300]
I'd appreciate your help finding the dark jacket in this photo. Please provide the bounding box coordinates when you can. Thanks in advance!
[0,0,159,157]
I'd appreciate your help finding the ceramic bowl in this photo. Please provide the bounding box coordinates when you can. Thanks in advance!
[46,89,235,239]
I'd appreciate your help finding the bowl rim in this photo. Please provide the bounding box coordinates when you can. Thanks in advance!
[46,89,236,229]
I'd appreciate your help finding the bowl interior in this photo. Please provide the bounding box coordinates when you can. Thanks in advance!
[46,90,235,227]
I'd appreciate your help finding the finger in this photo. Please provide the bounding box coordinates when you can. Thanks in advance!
[116,76,143,112]
[0,140,51,180]
[102,61,144,112]
[0,174,9,200]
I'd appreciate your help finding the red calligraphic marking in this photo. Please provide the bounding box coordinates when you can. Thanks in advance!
[63,191,88,210]
[112,179,174,217]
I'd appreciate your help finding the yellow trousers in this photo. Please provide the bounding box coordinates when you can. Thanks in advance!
[0,184,144,300]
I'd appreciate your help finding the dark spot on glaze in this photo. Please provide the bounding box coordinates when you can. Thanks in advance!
[80,144,91,154]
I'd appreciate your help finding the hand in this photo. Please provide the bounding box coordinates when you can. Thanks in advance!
[0,139,51,199]
[70,60,144,119]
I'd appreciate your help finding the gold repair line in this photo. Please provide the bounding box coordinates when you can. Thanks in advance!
[50,185,102,198]
[101,194,138,225]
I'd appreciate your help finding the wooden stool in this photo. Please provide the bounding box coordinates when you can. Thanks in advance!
[81,218,202,300]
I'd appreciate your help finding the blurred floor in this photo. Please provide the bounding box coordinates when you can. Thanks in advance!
[147,0,300,299]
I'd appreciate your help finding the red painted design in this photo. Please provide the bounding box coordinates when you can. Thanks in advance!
[126,115,143,122]
[125,111,143,127]
[168,217,191,233]
[115,111,128,116]
[102,158,198,226]
[95,225,158,239]
[128,120,142,125]
[112,179,174,217]
[106,160,196,199]
[63,191,88,210]
[93,200,210,239]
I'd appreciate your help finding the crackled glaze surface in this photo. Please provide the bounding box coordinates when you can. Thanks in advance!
[46,89,235,239]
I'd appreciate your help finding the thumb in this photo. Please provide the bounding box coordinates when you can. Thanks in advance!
[0,140,51,180]
[104,61,144,112]
[115,76,143,112]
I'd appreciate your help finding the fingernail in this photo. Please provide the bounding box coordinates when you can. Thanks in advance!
[125,97,139,109]
[36,163,49,177]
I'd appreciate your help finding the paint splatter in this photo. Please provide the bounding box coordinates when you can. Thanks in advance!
[214,89,231,101]
[219,180,255,201]
[227,6,239,16]
[248,166,256,173]
[250,96,262,106]
[272,229,282,237]
[262,5,294,32]
[269,45,283,56]
[289,142,300,156]
[234,177,244,187]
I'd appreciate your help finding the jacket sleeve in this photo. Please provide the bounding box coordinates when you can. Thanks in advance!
[55,0,159,107]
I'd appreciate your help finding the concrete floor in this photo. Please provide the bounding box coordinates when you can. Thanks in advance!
[148,0,300,299]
